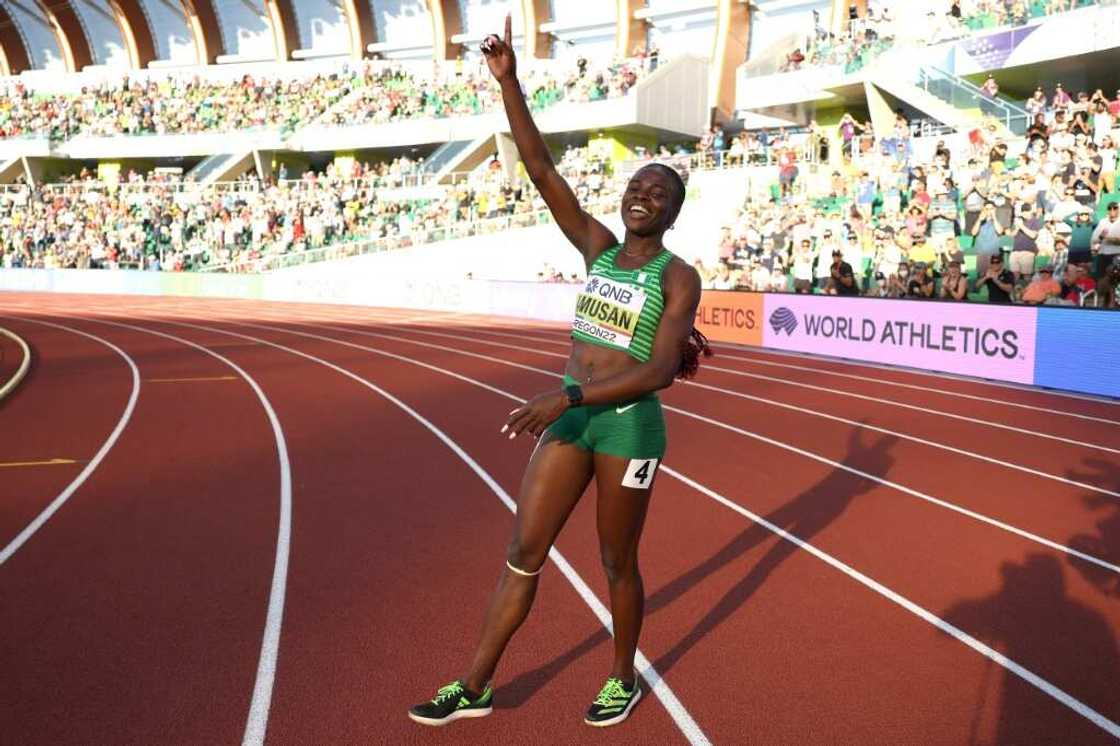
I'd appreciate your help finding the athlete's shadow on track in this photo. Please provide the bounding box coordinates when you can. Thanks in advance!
[1066,458,1120,599]
[942,553,1118,745]
[497,427,895,708]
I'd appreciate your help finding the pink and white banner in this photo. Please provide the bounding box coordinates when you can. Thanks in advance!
[761,295,1039,383]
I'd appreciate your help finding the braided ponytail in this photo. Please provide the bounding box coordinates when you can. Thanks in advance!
[677,327,713,380]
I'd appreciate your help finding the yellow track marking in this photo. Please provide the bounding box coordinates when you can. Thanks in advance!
[0,458,77,469]
[146,376,238,383]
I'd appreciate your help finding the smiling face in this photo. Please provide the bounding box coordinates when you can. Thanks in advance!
[620,165,683,237]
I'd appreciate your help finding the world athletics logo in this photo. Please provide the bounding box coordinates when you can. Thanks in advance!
[769,306,798,335]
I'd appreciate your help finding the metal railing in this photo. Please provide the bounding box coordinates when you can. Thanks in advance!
[916,66,1031,135]
[197,207,571,274]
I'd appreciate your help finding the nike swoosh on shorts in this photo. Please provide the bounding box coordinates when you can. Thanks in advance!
[616,403,639,414]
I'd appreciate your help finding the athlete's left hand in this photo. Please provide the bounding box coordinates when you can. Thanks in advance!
[502,391,568,439]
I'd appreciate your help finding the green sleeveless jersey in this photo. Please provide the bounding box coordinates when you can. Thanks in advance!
[570,245,673,363]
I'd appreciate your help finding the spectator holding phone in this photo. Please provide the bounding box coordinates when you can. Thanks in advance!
[976,253,1015,303]
[939,259,968,301]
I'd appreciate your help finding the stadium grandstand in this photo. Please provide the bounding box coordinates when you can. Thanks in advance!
[5,4,1120,745]
[0,0,1118,307]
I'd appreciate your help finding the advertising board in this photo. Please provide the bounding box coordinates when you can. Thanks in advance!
[4,270,1118,400]
[759,294,1039,384]
[1034,306,1120,398]
[694,290,763,346]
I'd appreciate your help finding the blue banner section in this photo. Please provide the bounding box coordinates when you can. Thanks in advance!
[1034,307,1120,399]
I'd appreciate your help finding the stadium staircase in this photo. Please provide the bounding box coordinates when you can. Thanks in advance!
[187,152,260,184]
[873,66,1030,136]
[422,137,497,184]
[0,159,24,184]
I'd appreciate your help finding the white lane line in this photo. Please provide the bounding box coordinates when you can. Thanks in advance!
[696,364,1120,455]
[248,321,1120,575]
[245,318,1120,742]
[662,467,1120,740]
[151,318,711,746]
[720,343,1120,408]
[0,323,32,401]
[0,319,140,567]
[709,352,1120,427]
[296,321,1120,503]
[80,319,293,746]
[414,326,1117,456]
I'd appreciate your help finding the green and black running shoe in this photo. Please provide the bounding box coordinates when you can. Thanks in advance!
[584,676,642,727]
[408,680,493,726]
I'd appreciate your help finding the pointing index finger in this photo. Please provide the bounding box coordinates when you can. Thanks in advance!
[504,12,512,47]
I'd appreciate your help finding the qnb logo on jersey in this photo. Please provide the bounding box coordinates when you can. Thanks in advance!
[769,307,798,336]
[588,278,637,305]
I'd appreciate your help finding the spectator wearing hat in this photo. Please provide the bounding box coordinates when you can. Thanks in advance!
[826,248,857,295]
[1066,206,1098,264]
[1053,83,1071,110]
[1026,87,1047,119]
[1070,165,1098,207]
[1021,265,1062,304]
[906,262,935,299]
[939,260,968,301]
[976,253,1015,303]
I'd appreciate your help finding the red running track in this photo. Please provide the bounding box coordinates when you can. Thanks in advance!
[0,291,1118,745]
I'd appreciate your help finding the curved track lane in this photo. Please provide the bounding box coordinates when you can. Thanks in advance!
[0,315,284,745]
[1,292,1118,745]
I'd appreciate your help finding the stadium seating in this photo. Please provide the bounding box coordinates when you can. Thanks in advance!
[0,0,1116,309]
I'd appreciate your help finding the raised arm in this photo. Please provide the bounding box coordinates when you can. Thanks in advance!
[482,16,616,262]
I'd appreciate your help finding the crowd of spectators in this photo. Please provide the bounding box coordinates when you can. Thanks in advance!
[0,56,651,142]
[324,57,644,127]
[786,0,1103,75]
[695,91,1120,308]
[0,144,620,272]
[0,72,354,140]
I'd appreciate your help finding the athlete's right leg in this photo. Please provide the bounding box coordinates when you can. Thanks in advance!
[461,433,594,692]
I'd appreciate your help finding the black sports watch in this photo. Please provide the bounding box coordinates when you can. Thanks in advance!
[564,383,583,408]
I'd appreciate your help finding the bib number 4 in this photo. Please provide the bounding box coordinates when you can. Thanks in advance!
[622,458,659,489]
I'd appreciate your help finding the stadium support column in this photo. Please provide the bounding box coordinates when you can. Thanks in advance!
[264,0,300,61]
[107,0,157,68]
[710,0,749,125]
[179,0,224,64]
[522,0,552,58]
[341,0,376,59]
[0,3,31,74]
[34,0,94,71]
[615,0,645,58]
[432,0,464,61]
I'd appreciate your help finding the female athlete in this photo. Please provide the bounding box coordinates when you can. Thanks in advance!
[409,16,709,729]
